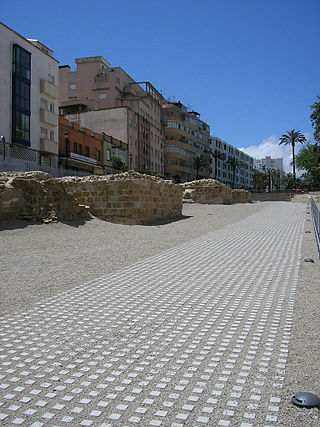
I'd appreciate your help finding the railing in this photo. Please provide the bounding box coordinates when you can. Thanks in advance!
[0,142,91,178]
[311,196,320,258]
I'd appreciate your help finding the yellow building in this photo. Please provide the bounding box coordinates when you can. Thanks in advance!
[163,101,211,182]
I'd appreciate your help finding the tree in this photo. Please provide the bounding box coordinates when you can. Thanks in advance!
[112,157,126,171]
[295,142,320,188]
[227,156,239,189]
[310,95,320,144]
[212,149,226,180]
[284,172,294,189]
[279,130,307,189]
[193,155,208,180]
[262,166,275,191]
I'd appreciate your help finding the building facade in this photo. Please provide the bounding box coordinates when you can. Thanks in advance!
[59,117,104,175]
[254,156,284,171]
[162,101,211,182]
[0,22,59,173]
[210,136,254,189]
[103,134,128,174]
[254,156,285,190]
[59,57,164,174]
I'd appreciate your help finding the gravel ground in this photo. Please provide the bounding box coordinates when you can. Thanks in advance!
[278,199,320,425]
[1,199,320,425]
[0,202,266,315]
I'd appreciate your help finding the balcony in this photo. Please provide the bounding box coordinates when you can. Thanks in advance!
[40,109,58,127]
[40,138,58,155]
[40,80,58,99]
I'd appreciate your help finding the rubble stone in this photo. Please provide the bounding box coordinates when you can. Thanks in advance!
[232,189,252,203]
[0,171,88,222]
[180,179,251,204]
[58,171,183,225]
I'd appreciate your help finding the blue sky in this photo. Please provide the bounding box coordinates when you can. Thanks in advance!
[1,0,319,171]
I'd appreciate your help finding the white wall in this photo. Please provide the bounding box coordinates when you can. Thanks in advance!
[66,108,129,144]
[0,22,58,151]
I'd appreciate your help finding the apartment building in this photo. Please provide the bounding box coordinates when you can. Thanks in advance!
[0,22,59,173]
[210,136,254,189]
[103,134,128,174]
[59,56,165,174]
[59,117,104,175]
[254,156,284,171]
[162,101,211,182]
[254,156,286,190]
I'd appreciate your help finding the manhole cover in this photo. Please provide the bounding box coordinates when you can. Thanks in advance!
[292,392,320,408]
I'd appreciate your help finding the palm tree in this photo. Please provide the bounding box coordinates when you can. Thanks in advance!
[212,149,226,180]
[227,156,239,189]
[193,154,208,180]
[279,130,306,189]
[262,166,278,191]
[285,172,294,189]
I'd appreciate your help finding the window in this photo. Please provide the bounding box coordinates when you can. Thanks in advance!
[40,127,48,138]
[73,143,82,155]
[49,103,54,112]
[13,44,31,80]
[12,44,31,146]
[85,146,90,157]
[98,93,107,99]
[96,150,101,161]
[41,98,48,110]
[50,130,54,141]
[14,111,30,142]
[70,84,76,90]
[48,74,54,84]
[14,79,31,112]
[106,149,111,161]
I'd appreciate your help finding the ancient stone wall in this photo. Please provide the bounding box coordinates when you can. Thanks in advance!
[0,172,88,222]
[231,189,252,203]
[181,179,251,204]
[59,171,183,225]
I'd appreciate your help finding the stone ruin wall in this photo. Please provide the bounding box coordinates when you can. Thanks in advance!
[0,172,88,222]
[60,171,183,225]
[0,173,251,225]
[181,179,251,204]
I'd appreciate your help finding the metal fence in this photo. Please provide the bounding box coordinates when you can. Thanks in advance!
[0,142,91,178]
[311,196,320,258]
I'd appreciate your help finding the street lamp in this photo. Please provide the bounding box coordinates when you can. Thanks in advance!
[1,136,5,160]
[64,131,70,171]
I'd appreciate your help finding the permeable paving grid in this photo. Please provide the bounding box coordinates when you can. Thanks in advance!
[0,203,306,426]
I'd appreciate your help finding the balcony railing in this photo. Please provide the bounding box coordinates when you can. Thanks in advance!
[40,138,58,155]
[40,80,58,99]
[40,109,58,127]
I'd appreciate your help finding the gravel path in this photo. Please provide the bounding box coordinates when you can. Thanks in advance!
[0,202,266,315]
[0,201,319,426]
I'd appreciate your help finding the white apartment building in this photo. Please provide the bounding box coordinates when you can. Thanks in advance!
[210,136,254,189]
[254,156,284,171]
[254,156,286,190]
[0,22,59,172]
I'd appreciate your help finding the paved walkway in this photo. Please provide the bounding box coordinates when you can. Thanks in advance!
[0,203,309,426]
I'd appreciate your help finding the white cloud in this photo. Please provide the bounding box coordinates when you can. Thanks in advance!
[239,136,298,174]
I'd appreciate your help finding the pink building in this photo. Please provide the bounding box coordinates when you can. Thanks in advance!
[59,57,164,174]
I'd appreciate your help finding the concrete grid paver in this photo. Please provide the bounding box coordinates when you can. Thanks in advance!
[0,203,310,425]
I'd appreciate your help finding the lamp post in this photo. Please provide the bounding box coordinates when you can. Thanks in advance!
[129,152,132,170]
[1,136,5,160]
[64,131,70,171]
